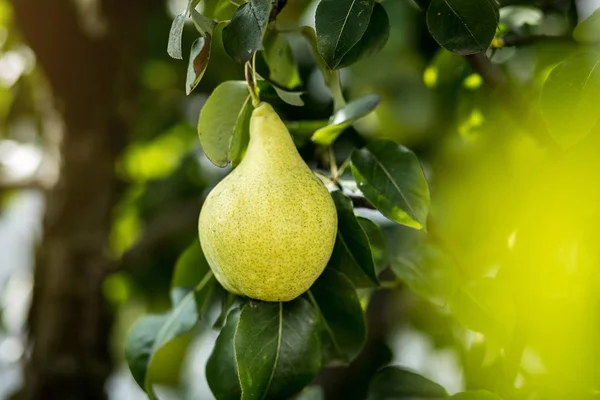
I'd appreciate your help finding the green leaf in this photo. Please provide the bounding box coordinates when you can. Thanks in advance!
[145,272,215,395]
[167,14,186,59]
[427,0,499,55]
[540,52,600,149]
[171,241,210,300]
[337,3,390,69]
[222,0,271,63]
[329,191,378,287]
[351,140,430,230]
[308,269,366,365]
[191,9,218,36]
[367,366,448,399]
[256,78,305,107]
[229,96,254,167]
[206,308,242,400]
[311,94,380,145]
[186,36,212,95]
[213,289,238,329]
[263,29,302,89]
[574,8,600,43]
[125,314,168,389]
[198,81,251,167]
[451,391,503,400]
[357,216,388,272]
[449,278,515,343]
[315,0,375,69]
[390,242,459,306]
[186,0,202,14]
[235,299,321,400]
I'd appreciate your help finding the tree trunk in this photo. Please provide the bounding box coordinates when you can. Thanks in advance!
[10,0,141,398]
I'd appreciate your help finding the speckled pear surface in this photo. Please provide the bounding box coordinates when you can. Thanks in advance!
[198,102,337,302]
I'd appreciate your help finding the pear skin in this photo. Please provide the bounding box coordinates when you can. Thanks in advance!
[198,102,337,302]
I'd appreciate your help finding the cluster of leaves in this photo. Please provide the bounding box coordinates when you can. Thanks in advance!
[125,0,600,399]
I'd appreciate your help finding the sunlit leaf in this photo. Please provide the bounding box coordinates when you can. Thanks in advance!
[351,140,430,229]
[167,14,186,59]
[337,3,390,69]
[309,269,366,365]
[541,51,600,149]
[235,299,321,400]
[427,0,499,55]
[312,94,380,145]
[197,81,250,167]
[329,191,378,287]
[206,308,242,400]
[315,0,375,69]
[222,0,271,63]
[367,366,448,399]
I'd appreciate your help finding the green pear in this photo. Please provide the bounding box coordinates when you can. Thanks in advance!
[198,102,338,302]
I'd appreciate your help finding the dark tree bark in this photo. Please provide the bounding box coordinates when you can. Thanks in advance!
[10,0,142,398]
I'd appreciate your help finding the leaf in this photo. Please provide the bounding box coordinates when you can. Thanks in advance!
[235,299,321,400]
[145,273,215,395]
[256,78,305,107]
[229,96,254,167]
[186,36,212,95]
[329,191,378,287]
[213,289,238,329]
[449,278,515,343]
[540,51,600,149]
[186,0,202,14]
[574,8,600,43]
[167,14,186,59]
[367,366,448,399]
[351,140,430,230]
[390,242,459,306]
[263,29,302,89]
[198,81,251,167]
[311,94,380,145]
[357,216,388,272]
[171,241,210,300]
[308,269,366,365]
[427,0,499,55]
[337,3,390,68]
[222,0,271,63]
[125,314,169,389]
[315,0,375,69]
[191,9,218,36]
[206,308,242,400]
[451,391,503,400]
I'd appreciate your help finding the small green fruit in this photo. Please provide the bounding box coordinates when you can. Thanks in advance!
[198,102,337,302]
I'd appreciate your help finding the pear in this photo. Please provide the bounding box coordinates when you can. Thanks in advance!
[198,102,338,302]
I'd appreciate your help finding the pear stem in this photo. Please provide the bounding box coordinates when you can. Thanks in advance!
[245,61,260,107]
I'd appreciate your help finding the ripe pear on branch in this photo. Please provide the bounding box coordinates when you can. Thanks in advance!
[199,102,337,302]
